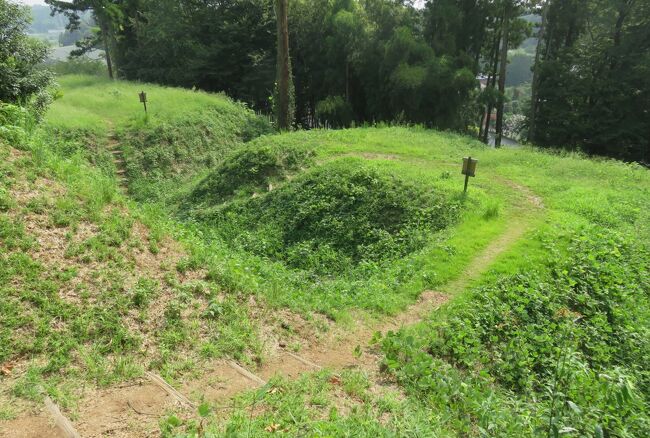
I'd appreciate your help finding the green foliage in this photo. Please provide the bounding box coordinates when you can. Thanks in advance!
[195,159,460,275]
[45,75,273,203]
[0,1,54,106]
[382,229,650,436]
[315,95,353,128]
[190,142,314,205]
[161,370,434,437]
[0,104,29,145]
[531,0,650,162]
[50,58,107,77]
[0,100,266,403]
[122,107,272,201]
[79,0,495,130]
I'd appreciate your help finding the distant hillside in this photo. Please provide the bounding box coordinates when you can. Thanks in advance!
[28,5,66,34]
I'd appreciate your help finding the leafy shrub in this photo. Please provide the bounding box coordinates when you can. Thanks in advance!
[50,58,107,77]
[189,143,313,204]
[0,103,28,127]
[383,229,650,436]
[315,95,354,128]
[0,2,54,105]
[198,159,460,275]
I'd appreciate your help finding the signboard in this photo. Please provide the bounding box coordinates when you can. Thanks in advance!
[139,91,148,113]
[462,157,478,177]
[461,156,478,192]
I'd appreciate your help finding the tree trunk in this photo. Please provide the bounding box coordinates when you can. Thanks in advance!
[275,0,291,130]
[99,19,114,80]
[528,2,549,143]
[495,7,510,148]
[345,61,349,102]
[481,21,502,144]
[610,0,632,70]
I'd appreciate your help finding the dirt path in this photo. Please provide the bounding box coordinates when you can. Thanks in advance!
[0,179,543,438]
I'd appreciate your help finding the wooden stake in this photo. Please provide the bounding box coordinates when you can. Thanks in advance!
[145,372,195,408]
[227,361,266,386]
[44,397,80,438]
[285,352,322,370]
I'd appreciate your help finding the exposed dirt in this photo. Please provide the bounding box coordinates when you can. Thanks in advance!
[74,382,174,438]
[0,170,544,437]
[0,414,63,438]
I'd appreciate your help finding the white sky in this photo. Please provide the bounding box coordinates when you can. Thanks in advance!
[16,1,46,5]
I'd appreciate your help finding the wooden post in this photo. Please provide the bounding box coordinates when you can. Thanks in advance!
[139,91,147,114]
[462,156,477,193]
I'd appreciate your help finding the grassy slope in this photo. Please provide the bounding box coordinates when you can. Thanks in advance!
[47,75,250,134]
[190,129,649,436]
[2,76,648,436]
[0,77,267,419]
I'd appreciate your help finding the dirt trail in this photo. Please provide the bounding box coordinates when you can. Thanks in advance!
[0,179,543,438]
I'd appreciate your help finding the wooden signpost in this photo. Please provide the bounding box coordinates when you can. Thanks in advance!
[462,156,478,192]
[139,91,148,113]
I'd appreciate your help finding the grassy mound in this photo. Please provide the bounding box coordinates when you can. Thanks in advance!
[194,158,460,275]
[189,142,314,205]
[45,75,273,202]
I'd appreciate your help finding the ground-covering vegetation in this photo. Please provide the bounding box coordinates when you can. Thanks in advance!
[1,71,648,437]
[382,229,650,436]
[1,0,649,434]
[161,122,649,435]
[189,157,461,275]
[0,79,269,418]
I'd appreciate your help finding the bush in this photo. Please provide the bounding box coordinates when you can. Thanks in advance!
[50,58,107,77]
[0,1,54,105]
[0,104,29,145]
[315,95,354,128]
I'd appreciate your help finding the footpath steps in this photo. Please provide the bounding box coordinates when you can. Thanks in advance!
[62,351,322,437]
[106,135,128,187]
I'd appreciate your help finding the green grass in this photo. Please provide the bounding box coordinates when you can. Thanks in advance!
[47,75,256,134]
[2,76,649,436]
[0,91,265,411]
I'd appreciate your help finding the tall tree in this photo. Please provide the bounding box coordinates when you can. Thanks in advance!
[530,0,648,161]
[480,14,502,143]
[45,0,124,79]
[527,0,548,142]
[274,0,293,129]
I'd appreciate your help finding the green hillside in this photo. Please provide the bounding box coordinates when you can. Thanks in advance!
[1,76,648,437]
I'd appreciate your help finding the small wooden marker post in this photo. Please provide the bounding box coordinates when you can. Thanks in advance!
[461,156,478,192]
[139,91,147,113]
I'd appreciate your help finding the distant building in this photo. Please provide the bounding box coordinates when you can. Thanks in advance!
[477,74,489,90]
